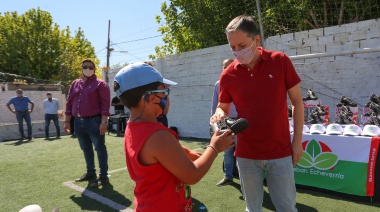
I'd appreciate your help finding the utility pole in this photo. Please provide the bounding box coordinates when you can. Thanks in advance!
[105,20,111,84]
[255,0,265,48]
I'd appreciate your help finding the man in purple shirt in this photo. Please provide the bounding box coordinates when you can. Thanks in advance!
[64,59,111,187]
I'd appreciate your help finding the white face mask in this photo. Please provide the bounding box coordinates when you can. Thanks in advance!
[17,93,23,97]
[47,95,52,99]
[232,41,256,64]
[82,69,94,77]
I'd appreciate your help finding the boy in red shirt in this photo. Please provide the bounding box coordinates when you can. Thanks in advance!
[114,62,235,211]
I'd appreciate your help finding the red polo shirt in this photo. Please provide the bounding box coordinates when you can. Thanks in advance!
[219,47,301,160]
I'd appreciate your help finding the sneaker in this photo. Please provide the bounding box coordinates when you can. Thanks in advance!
[75,173,97,182]
[316,105,327,115]
[288,105,292,118]
[369,102,380,114]
[216,177,233,186]
[370,93,380,104]
[90,176,110,187]
[341,105,353,116]
[302,89,318,101]
[340,96,357,107]
[370,113,380,126]
[363,112,372,117]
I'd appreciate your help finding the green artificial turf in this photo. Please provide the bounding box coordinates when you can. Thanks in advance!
[1,135,379,211]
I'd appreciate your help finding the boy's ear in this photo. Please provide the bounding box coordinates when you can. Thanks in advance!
[143,92,149,102]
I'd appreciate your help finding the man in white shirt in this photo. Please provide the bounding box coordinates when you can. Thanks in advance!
[43,92,60,139]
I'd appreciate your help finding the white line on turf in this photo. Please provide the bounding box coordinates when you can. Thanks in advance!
[63,167,132,212]
[62,146,204,211]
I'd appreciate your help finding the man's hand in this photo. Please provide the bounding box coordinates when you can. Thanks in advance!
[64,122,71,133]
[99,123,107,135]
[292,140,303,166]
[210,111,227,124]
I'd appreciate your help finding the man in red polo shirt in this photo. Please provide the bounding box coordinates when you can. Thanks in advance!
[211,15,304,211]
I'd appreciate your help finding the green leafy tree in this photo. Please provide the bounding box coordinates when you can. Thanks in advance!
[152,0,379,58]
[0,8,98,92]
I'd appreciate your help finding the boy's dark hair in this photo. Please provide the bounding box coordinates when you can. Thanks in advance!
[117,82,160,108]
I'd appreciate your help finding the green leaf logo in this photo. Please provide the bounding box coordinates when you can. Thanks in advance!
[298,139,338,170]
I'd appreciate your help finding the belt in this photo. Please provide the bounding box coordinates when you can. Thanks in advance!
[78,114,101,118]
[16,110,28,113]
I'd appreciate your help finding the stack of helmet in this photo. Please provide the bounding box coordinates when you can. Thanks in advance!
[305,104,327,124]
[335,96,357,124]
[363,93,380,126]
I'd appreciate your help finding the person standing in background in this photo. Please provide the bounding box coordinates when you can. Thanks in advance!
[212,58,238,186]
[43,92,60,139]
[111,95,127,133]
[6,89,34,140]
[211,15,304,211]
[111,95,125,114]
[64,59,111,187]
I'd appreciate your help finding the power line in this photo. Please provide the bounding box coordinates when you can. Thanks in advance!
[110,35,162,46]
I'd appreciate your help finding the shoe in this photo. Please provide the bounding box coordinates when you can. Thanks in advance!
[370,93,380,104]
[369,102,380,114]
[340,96,357,107]
[288,105,292,118]
[340,105,353,117]
[302,89,318,101]
[56,136,61,139]
[216,177,233,186]
[210,117,248,136]
[370,113,380,126]
[316,105,327,115]
[26,137,32,141]
[75,173,97,182]
[90,176,110,187]
[363,112,372,117]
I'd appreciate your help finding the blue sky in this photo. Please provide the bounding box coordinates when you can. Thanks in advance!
[0,0,167,67]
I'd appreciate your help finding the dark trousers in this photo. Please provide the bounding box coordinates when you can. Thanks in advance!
[45,114,60,137]
[75,115,108,177]
[16,111,32,138]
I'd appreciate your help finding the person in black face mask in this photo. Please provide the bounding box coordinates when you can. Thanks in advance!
[156,96,170,127]
[113,62,234,211]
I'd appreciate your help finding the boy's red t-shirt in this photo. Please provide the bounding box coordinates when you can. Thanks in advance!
[124,121,192,212]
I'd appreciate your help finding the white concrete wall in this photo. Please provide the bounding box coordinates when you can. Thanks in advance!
[0,89,67,141]
[0,89,66,124]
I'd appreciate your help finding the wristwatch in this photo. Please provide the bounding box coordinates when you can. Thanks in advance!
[101,121,107,124]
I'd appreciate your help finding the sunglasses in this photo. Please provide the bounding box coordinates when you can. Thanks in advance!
[82,65,94,70]
[146,88,170,96]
